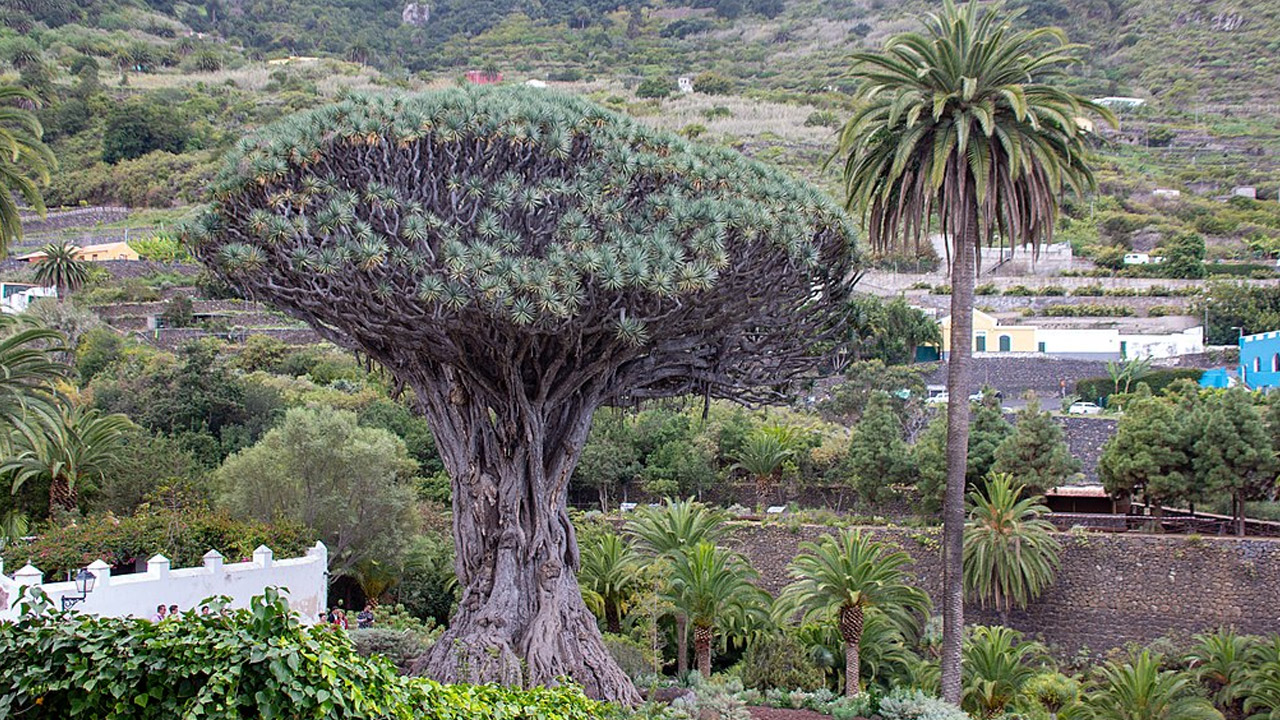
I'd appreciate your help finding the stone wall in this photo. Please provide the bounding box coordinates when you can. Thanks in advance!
[727,524,1280,655]
[18,206,131,234]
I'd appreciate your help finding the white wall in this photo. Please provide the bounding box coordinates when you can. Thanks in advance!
[1037,328,1120,357]
[1120,327,1205,359]
[0,543,328,624]
[0,285,57,314]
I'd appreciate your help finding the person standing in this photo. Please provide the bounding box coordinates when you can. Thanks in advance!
[356,604,374,629]
[151,605,167,622]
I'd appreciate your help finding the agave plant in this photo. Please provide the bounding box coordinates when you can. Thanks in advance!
[1085,650,1223,720]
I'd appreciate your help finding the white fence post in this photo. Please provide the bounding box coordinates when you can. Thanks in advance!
[147,554,171,579]
[203,550,224,574]
[253,546,273,569]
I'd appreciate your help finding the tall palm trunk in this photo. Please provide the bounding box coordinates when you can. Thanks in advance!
[940,201,978,705]
[839,603,864,697]
[693,622,713,678]
[676,613,689,677]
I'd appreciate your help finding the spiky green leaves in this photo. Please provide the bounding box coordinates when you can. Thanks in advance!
[192,87,854,333]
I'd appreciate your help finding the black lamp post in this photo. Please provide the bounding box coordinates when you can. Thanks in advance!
[61,568,97,611]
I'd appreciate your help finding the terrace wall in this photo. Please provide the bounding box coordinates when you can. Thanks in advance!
[730,524,1280,655]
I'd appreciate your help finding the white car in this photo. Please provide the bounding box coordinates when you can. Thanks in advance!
[1068,401,1103,415]
[925,392,949,405]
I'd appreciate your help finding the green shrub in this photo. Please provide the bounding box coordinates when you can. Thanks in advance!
[1041,286,1067,296]
[1074,369,1205,403]
[877,687,969,720]
[1042,304,1135,317]
[693,71,734,95]
[2,507,312,578]
[1003,285,1034,296]
[349,628,430,673]
[739,632,827,692]
[804,110,841,128]
[1148,304,1182,317]
[636,76,673,99]
[0,589,611,719]
[930,284,951,295]
[603,633,656,680]
[1071,284,1105,296]
[975,283,999,296]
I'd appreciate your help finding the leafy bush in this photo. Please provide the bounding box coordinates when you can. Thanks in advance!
[1074,369,1204,403]
[0,589,612,719]
[805,110,841,128]
[693,71,734,95]
[349,628,430,673]
[2,506,312,578]
[740,632,827,692]
[1072,284,1105,296]
[636,77,673,99]
[1041,304,1135,317]
[603,633,656,680]
[975,283,999,295]
[877,687,969,720]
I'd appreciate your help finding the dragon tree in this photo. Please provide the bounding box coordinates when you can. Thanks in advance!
[187,87,857,702]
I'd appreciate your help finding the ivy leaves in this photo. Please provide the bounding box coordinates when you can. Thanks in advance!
[0,588,612,719]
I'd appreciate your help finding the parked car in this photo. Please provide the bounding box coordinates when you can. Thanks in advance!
[968,389,1004,402]
[1068,401,1103,415]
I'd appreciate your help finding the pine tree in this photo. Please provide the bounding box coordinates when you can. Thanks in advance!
[992,398,1080,495]
[914,392,1012,513]
[968,393,1014,485]
[1098,386,1192,513]
[1189,388,1275,536]
[846,392,911,504]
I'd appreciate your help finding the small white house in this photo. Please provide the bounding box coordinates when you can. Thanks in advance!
[0,283,56,314]
[1234,187,1258,199]
[1152,188,1182,199]
[1094,96,1147,109]
[1122,253,1165,265]
[677,76,694,93]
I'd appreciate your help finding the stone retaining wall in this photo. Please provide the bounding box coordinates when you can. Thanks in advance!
[729,524,1280,655]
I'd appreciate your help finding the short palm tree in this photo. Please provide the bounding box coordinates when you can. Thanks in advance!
[32,240,90,299]
[0,85,57,254]
[664,541,765,679]
[4,405,133,514]
[962,625,1047,718]
[1242,636,1280,720]
[0,314,66,445]
[1184,628,1255,717]
[579,532,642,634]
[626,498,730,676]
[1086,651,1223,720]
[963,473,1061,620]
[732,424,800,509]
[779,528,930,696]
[834,0,1112,701]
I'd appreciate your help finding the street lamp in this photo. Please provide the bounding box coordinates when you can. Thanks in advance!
[61,568,97,611]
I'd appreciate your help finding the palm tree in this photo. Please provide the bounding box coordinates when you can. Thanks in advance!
[732,424,800,509]
[963,473,1061,623]
[833,0,1112,701]
[627,498,729,677]
[1242,636,1280,720]
[32,240,90,300]
[0,314,66,445]
[3,405,133,514]
[664,541,766,678]
[779,528,930,696]
[579,532,642,634]
[1085,651,1222,720]
[1024,672,1080,720]
[1184,628,1255,717]
[962,625,1047,718]
[0,85,57,254]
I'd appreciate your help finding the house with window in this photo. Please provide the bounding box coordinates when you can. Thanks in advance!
[1239,330,1280,390]
[18,241,140,263]
[937,310,1204,360]
[0,283,56,314]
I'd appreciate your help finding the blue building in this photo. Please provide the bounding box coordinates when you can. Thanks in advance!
[1239,331,1280,389]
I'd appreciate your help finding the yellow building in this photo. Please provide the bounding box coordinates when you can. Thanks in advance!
[19,241,141,263]
[939,310,1039,355]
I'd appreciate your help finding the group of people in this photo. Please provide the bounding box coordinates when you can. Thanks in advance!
[321,603,375,629]
[150,604,215,622]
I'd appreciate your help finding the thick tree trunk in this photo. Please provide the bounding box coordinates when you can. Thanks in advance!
[605,603,621,635]
[408,371,640,705]
[694,623,713,679]
[49,476,77,515]
[940,209,977,706]
[839,603,864,697]
[676,613,690,677]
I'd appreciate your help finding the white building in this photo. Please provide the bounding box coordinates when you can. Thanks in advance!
[677,76,694,93]
[1035,316,1205,360]
[0,543,328,624]
[1122,253,1165,265]
[0,282,56,314]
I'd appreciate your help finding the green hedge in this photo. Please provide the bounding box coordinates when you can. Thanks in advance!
[1,508,313,578]
[1074,369,1204,403]
[0,589,611,720]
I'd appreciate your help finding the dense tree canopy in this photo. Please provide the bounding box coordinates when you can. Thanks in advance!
[188,86,857,702]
